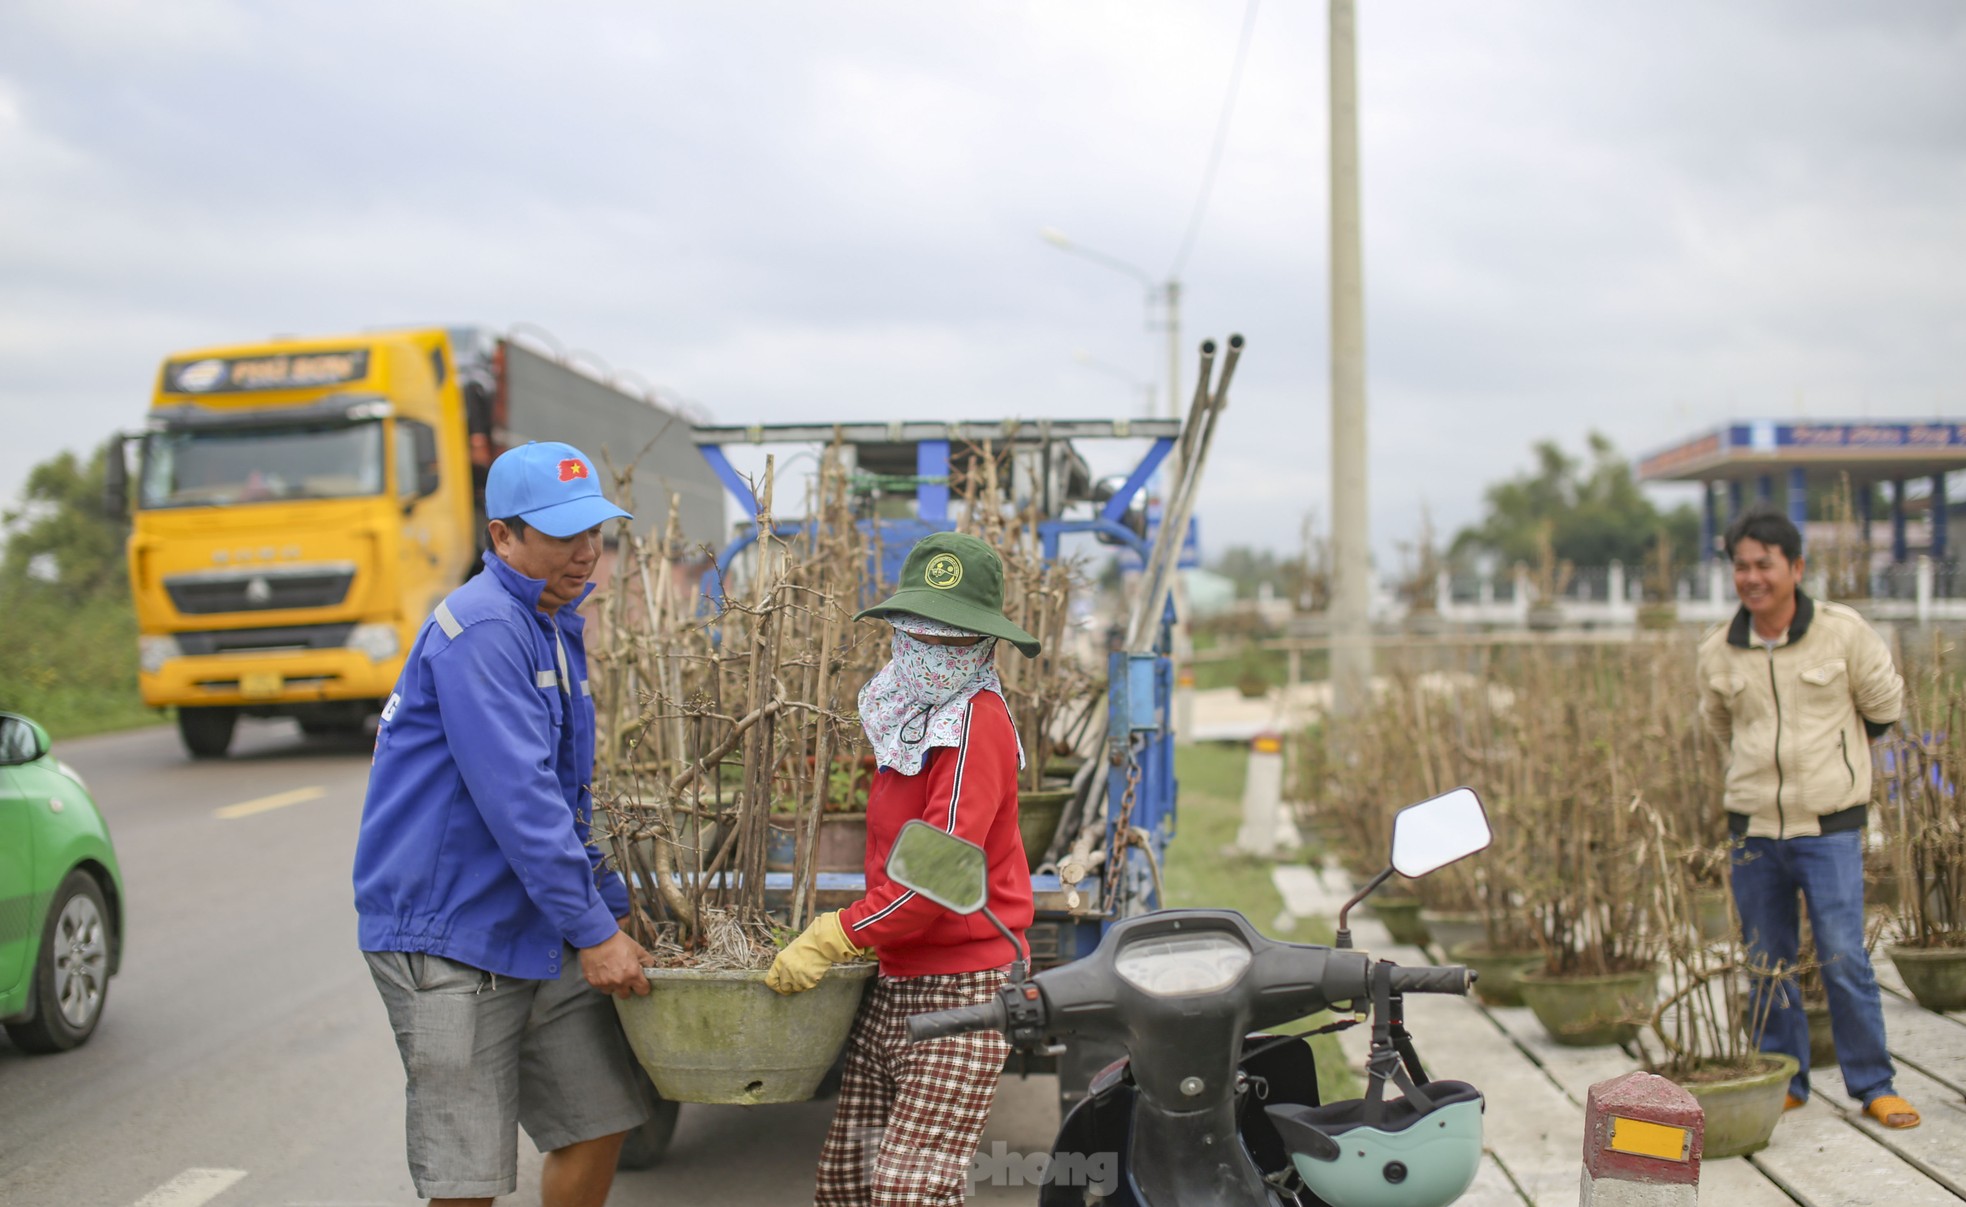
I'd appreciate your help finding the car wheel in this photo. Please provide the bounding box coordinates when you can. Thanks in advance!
[615,1067,681,1170]
[178,706,238,759]
[5,871,113,1054]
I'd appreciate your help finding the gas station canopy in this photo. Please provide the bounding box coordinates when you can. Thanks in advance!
[1637,421,1966,485]
[1638,420,1966,563]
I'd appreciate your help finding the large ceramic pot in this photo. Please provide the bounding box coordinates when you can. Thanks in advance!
[1017,786,1076,872]
[1675,1054,1799,1158]
[1455,947,1545,1008]
[1805,1001,1837,1066]
[1368,897,1431,947]
[1518,966,1659,1047]
[1887,944,1966,1012]
[1419,911,1487,957]
[816,813,868,874]
[1636,602,1678,632]
[1692,889,1732,943]
[1737,999,1836,1066]
[765,823,797,872]
[618,962,876,1104]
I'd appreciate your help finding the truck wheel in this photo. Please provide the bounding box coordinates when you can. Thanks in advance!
[178,707,238,759]
[5,872,113,1053]
[616,1070,681,1170]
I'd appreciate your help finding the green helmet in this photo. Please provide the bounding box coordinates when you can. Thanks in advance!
[1266,1082,1484,1207]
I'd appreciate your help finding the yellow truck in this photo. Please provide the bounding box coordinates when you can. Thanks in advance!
[106,327,722,758]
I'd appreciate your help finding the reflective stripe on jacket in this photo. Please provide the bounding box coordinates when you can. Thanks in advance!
[353,551,627,979]
[1697,591,1902,840]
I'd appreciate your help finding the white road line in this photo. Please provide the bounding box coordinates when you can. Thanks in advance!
[213,786,326,820]
[131,1167,247,1207]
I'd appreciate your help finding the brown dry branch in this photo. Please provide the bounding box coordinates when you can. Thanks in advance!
[1310,641,1727,968]
[586,443,1102,961]
[1875,635,1966,948]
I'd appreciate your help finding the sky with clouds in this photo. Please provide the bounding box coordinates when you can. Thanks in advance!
[2,0,1961,563]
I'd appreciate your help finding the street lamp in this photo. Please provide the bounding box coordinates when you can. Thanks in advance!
[1040,228,1182,421]
[1072,349,1156,416]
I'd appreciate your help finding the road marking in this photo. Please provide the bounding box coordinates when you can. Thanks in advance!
[213,786,326,820]
[132,1168,247,1207]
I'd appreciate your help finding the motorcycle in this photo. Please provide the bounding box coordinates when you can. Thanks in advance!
[883,785,1495,1207]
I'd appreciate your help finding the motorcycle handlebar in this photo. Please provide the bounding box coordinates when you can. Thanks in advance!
[1388,964,1476,996]
[906,999,1009,1044]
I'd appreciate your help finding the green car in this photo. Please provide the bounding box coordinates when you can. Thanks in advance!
[0,711,125,1052]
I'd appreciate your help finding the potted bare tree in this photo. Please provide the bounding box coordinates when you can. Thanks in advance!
[1875,659,1966,1011]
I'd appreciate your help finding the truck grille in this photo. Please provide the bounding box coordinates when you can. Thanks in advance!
[175,623,356,656]
[164,564,356,614]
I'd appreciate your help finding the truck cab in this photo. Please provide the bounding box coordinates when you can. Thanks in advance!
[116,330,476,757]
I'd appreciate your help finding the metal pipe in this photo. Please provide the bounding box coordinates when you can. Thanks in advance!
[1212,332,1245,409]
[1131,338,1243,651]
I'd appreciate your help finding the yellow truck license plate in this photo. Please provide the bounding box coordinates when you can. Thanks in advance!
[240,672,283,698]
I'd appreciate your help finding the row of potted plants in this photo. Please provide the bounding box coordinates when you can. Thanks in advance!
[1298,636,1966,1156]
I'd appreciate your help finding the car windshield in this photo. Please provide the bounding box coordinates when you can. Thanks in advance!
[140,420,385,508]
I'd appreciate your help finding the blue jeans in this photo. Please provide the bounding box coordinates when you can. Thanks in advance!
[1730,830,1896,1105]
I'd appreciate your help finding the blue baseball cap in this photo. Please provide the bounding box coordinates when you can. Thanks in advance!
[485,441,632,538]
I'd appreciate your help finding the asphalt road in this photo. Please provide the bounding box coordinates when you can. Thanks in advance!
[0,720,1057,1206]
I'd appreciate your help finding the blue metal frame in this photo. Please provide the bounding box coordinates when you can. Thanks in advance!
[694,428,1185,940]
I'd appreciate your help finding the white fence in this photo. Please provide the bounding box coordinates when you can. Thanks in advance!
[1378,556,1966,630]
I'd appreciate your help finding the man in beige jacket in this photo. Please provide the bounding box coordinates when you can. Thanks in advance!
[1697,505,1917,1128]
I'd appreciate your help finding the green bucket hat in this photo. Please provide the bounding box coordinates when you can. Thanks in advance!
[855,532,1042,658]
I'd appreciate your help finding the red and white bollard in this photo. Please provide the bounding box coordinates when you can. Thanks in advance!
[1581,1072,1703,1207]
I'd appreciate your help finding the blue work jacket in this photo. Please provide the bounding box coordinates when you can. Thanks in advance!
[353,552,628,980]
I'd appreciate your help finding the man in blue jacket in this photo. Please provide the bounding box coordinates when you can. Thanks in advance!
[355,440,655,1206]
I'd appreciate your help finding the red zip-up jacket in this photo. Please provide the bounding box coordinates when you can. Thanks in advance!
[839,689,1035,977]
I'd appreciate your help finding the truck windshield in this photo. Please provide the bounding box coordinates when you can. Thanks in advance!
[140,420,385,508]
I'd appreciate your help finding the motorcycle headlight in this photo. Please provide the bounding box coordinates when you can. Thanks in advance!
[347,623,400,661]
[1114,931,1252,997]
[139,635,181,674]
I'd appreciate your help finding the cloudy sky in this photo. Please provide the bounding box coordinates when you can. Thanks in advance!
[2,1,1961,561]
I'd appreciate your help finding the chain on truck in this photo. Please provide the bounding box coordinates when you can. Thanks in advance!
[104,327,724,760]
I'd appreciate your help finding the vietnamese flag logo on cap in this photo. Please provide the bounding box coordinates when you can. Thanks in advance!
[558,458,589,482]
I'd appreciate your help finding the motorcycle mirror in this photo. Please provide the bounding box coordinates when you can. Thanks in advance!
[885,820,990,914]
[1389,787,1492,878]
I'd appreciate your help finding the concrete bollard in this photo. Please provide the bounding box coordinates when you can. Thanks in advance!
[1580,1071,1703,1207]
[1236,733,1301,856]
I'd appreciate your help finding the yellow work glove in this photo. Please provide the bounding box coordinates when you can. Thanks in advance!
[766,912,865,995]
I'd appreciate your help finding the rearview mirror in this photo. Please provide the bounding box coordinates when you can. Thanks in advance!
[1390,787,1492,878]
[102,434,131,520]
[885,821,989,915]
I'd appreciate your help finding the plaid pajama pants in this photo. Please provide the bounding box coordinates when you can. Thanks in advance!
[813,967,1011,1207]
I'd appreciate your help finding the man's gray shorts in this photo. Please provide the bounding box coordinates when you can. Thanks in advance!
[365,948,655,1200]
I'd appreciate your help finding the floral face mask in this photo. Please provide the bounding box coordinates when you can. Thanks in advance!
[858,618,1019,775]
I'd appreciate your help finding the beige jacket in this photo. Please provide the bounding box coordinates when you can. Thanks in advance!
[1697,592,1902,839]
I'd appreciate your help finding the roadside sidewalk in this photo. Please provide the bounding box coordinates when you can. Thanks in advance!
[1271,860,1966,1207]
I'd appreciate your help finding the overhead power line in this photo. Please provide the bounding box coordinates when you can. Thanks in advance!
[1170,0,1261,280]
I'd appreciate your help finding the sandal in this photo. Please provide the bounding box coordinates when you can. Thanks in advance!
[1784,1094,1805,1112]
[1865,1095,1920,1129]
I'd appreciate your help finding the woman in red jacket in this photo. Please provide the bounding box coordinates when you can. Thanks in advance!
[768,531,1039,1207]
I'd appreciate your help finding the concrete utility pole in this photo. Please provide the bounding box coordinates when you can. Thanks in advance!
[1328,0,1372,716]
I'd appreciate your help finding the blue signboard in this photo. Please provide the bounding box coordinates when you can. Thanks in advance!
[1728,422,1966,452]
